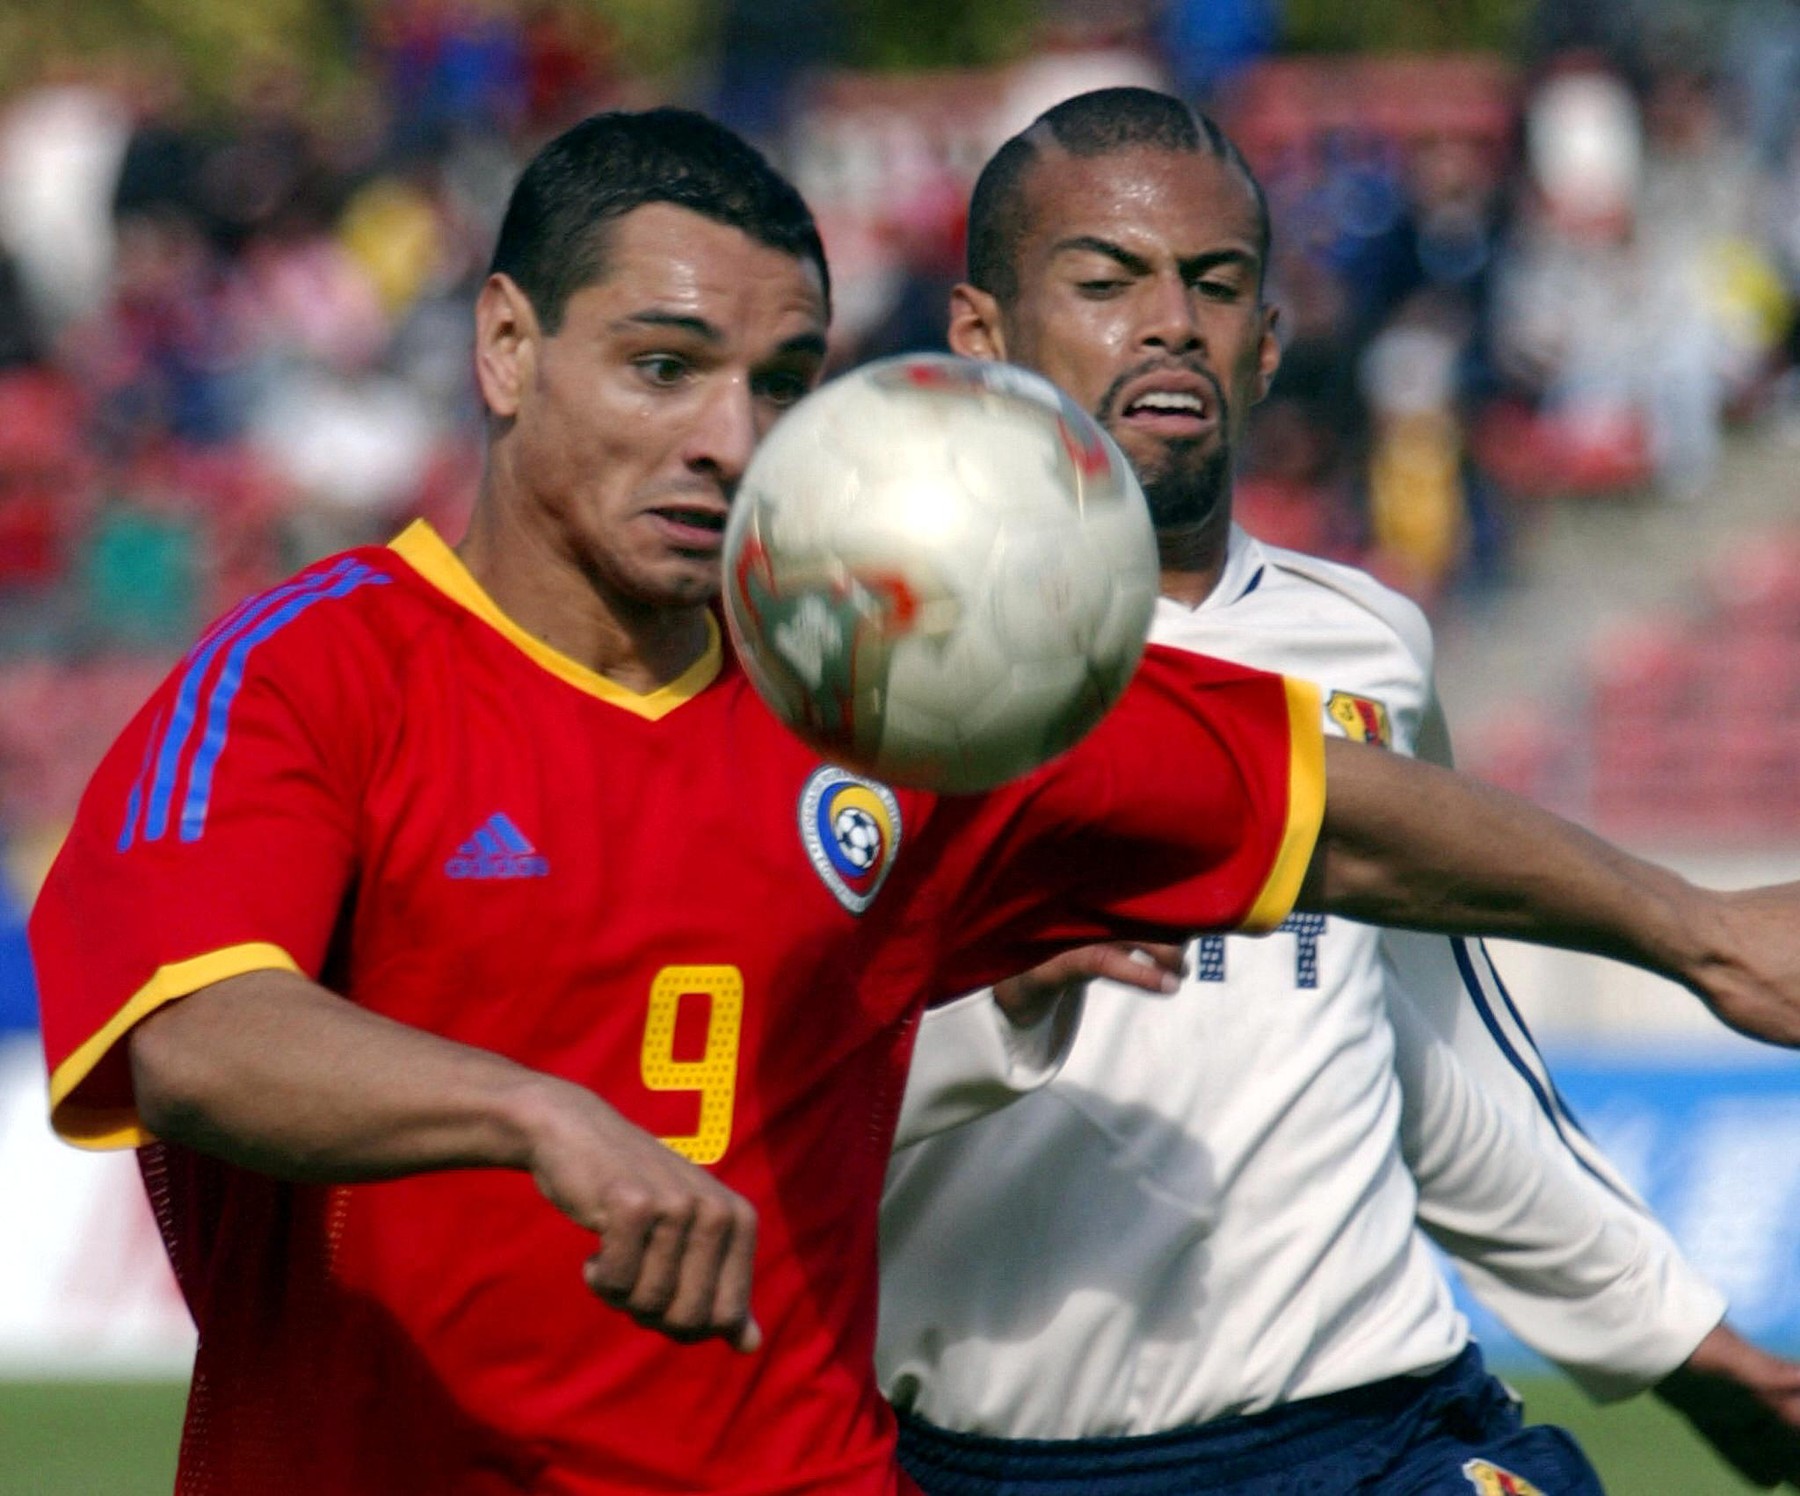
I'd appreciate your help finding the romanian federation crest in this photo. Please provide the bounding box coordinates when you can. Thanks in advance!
[1325,690,1393,747]
[799,766,902,914]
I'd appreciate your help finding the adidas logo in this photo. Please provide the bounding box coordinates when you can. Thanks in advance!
[445,812,550,880]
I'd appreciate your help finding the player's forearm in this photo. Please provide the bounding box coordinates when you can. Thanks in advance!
[130,967,766,1352]
[1304,739,1718,984]
[129,968,571,1182]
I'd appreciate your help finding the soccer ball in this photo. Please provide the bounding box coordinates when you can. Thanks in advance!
[722,354,1159,793]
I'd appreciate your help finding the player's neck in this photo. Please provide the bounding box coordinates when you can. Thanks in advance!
[456,505,713,692]
[1155,510,1231,609]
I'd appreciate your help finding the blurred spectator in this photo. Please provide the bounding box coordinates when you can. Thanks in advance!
[521,2,621,133]
[76,210,248,452]
[0,247,42,369]
[0,368,93,656]
[1725,0,1800,172]
[77,484,201,652]
[111,57,205,230]
[0,63,129,337]
[841,174,965,362]
[1360,296,1474,604]
[1492,42,1788,501]
[247,358,442,556]
[1634,56,1761,494]
[187,63,328,256]
[373,0,528,156]
[1154,0,1278,104]
[1234,393,1363,564]
[1520,0,1648,90]
[992,11,1165,145]
[713,0,844,147]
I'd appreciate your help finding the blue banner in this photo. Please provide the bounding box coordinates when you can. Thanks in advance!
[0,879,36,1036]
[1454,1048,1800,1367]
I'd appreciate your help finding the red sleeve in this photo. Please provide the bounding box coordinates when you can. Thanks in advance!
[30,573,387,1149]
[911,643,1324,998]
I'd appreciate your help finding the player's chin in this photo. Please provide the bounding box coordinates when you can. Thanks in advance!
[643,554,725,607]
[1111,422,1221,477]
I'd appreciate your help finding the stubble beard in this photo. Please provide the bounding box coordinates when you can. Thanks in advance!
[1135,440,1232,532]
[1092,358,1235,535]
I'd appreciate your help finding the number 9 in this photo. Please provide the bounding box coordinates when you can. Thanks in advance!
[640,966,744,1165]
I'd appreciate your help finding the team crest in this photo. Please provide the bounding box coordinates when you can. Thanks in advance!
[1326,690,1393,747]
[799,766,902,914]
[1461,1458,1545,1496]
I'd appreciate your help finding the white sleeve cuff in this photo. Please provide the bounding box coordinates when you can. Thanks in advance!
[891,985,1085,1152]
[1457,1235,1726,1401]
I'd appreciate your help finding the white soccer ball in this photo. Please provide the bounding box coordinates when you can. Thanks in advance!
[723,354,1159,793]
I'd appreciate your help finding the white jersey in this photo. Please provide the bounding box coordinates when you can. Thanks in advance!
[878,526,1725,1438]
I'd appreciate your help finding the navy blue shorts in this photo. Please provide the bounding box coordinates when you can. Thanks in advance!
[895,1345,1605,1494]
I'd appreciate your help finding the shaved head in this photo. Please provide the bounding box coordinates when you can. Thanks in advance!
[967,87,1269,305]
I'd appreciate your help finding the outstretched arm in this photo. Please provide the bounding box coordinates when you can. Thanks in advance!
[129,969,761,1352]
[1305,738,1800,1043]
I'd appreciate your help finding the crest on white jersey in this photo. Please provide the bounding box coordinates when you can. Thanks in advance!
[1326,690,1393,747]
[1461,1458,1545,1496]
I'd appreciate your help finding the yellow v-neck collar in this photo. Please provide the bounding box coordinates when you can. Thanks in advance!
[388,520,721,721]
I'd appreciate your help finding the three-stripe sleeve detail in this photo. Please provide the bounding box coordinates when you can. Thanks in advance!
[1450,936,1628,1200]
[118,560,389,849]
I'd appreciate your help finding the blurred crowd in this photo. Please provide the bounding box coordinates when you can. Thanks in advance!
[5,0,1800,1025]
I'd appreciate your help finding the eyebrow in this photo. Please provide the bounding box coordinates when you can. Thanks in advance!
[611,311,723,342]
[774,331,830,361]
[610,314,828,362]
[1049,235,1260,281]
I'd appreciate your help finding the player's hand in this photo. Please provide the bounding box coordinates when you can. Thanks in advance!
[992,942,1186,1029]
[1685,883,1800,1046]
[523,1080,761,1353]
[1656,1322,1800,1487]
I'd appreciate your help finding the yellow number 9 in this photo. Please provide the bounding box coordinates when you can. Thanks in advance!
[641,966,743,1165]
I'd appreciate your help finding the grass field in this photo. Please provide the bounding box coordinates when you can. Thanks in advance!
[0,1375,1769,1494]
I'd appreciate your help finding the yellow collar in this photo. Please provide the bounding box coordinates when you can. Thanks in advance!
[388,520,721,721]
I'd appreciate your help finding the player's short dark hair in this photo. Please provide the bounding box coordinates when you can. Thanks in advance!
[967,87,1271,305]
[489,108,830,332]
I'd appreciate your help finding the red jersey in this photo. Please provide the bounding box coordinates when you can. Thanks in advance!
[32,521,1322,1495]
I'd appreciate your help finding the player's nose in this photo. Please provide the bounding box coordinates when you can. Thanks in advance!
[685,374,759,486]
[1137,273,1202,355]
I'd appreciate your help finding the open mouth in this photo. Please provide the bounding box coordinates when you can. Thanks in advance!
[1111,370,1222,439]
[650,506,728,550]
[1122,389,1210,422]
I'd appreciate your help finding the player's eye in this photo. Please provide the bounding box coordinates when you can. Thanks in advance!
[1193,276,1244,301]
[756,369,815,408]
[634,354,690,388]
[1076,279,1126,298]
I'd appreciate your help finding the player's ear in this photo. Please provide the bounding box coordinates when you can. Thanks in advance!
[948,283,1007,361]
[475,273,540,421]
[1252,303,1281,405]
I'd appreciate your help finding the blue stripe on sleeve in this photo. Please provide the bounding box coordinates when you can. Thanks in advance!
[1479,946,1602,1147]
[192,588,263,652]
[176,565,389,843]
[117,706,167,852]
[1451,936,1617,1192]
[142,559,361,843]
